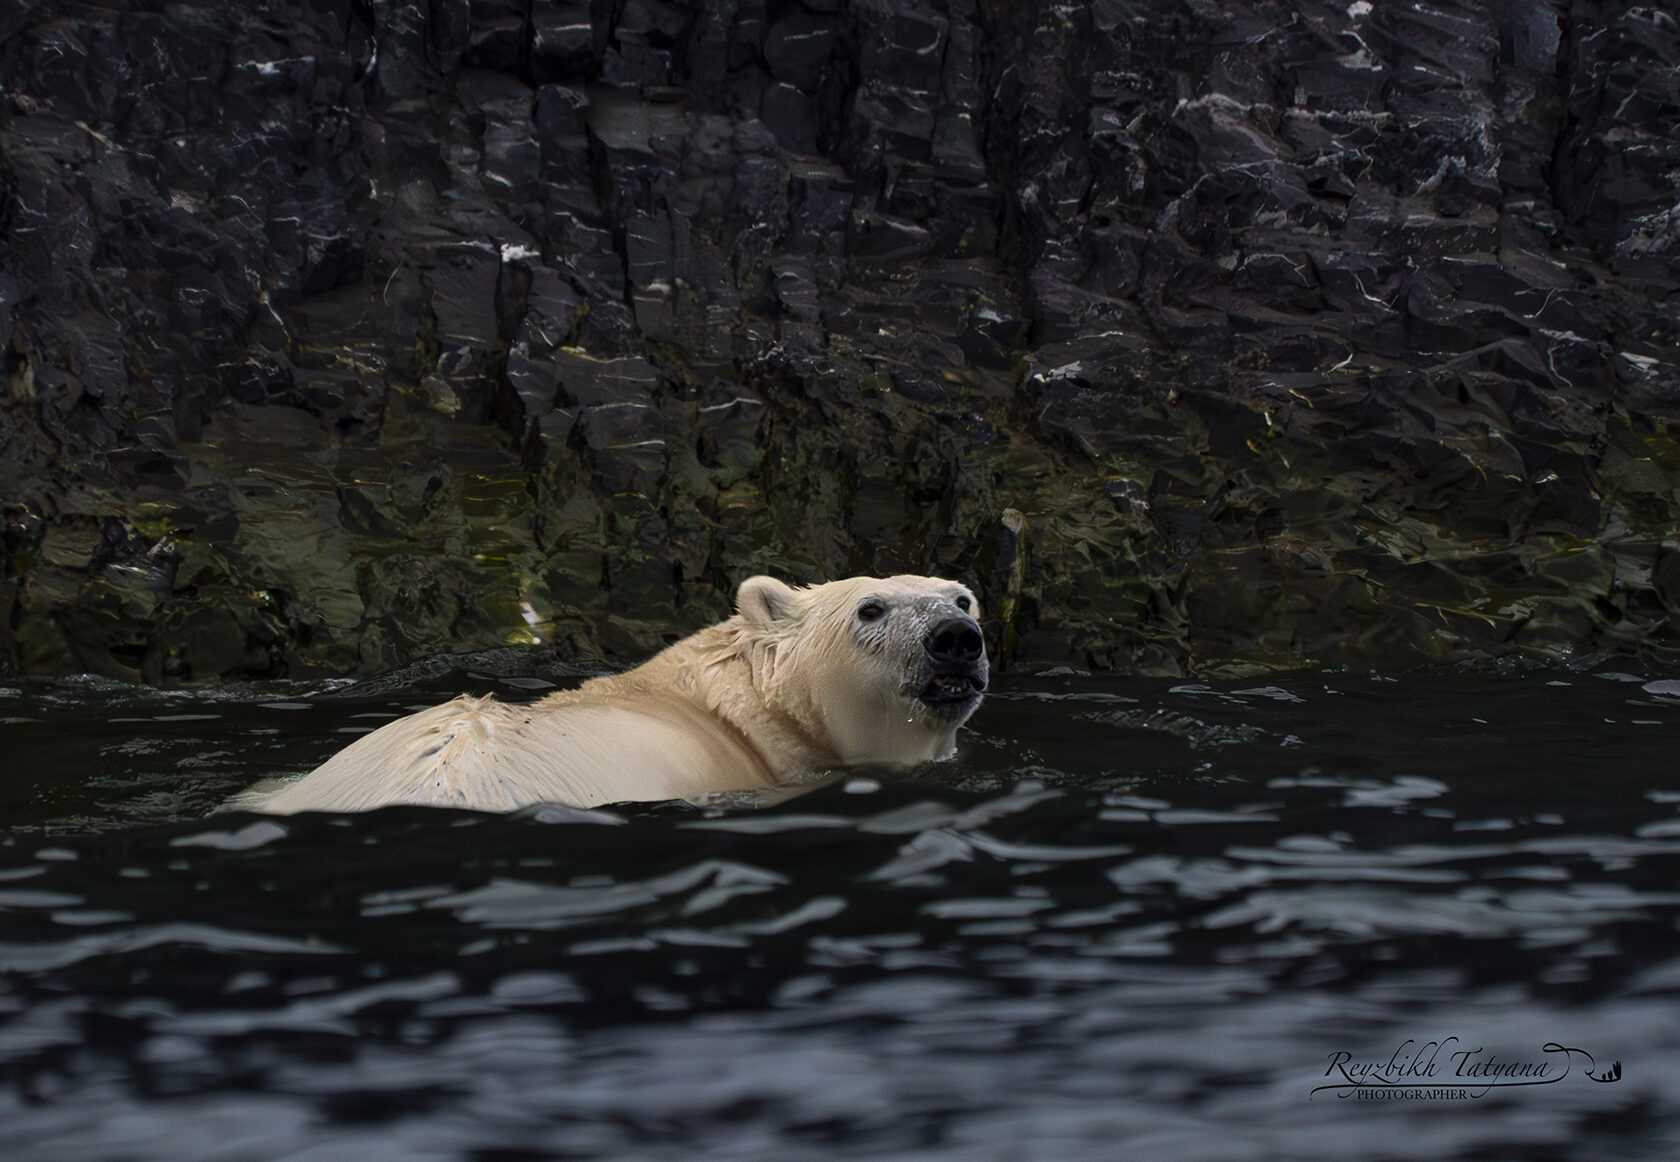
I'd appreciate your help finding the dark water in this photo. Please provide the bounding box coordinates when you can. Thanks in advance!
[3,655,1680,1160]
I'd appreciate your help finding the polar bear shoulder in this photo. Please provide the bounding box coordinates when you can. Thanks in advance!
[231,687,776,813]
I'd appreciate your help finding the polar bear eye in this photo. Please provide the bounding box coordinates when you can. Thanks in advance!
[857,599,887,623]
[954,595,972,612]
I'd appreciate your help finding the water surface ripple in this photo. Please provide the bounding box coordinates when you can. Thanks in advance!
[2,664,1678,1160]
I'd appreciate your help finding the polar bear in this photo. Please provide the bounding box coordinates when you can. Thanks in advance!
[232,574,987,813]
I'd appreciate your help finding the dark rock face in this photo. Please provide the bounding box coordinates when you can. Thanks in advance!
[1,0,1677,682]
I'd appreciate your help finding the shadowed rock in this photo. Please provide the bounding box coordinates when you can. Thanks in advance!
[1,0,1677,683]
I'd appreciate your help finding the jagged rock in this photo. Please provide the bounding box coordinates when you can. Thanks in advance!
[1,0,1677,683]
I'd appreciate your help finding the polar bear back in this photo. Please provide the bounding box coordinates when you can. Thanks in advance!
[234,692,779,813]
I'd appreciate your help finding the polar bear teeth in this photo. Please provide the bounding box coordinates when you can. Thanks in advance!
[920,674,982,704]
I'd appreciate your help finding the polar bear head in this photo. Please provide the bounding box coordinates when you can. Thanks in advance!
[733,574,988,766]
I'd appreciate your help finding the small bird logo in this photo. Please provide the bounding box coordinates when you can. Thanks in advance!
[1545,1043,1623,1084]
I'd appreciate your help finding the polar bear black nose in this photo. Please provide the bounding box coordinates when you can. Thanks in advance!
[927,618,984,665]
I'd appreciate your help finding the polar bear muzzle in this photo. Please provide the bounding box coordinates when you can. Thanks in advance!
[910,614,988,720]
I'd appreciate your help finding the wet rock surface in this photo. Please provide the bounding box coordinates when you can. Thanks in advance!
[1,0,1677,682]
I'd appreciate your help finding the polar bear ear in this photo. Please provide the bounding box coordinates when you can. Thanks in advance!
[736,575,799,627]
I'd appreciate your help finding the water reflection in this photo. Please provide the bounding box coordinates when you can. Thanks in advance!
[2,664,1680,1158]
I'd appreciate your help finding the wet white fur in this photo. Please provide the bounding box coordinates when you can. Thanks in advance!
[231,574,983,814]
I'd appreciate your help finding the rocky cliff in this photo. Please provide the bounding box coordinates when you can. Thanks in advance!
[2,0,1677,682]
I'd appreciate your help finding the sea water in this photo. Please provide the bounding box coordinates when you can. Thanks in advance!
[2,655,1678,1160]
